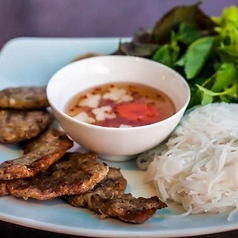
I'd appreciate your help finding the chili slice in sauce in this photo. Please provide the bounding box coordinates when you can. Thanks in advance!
[116,102,160,123]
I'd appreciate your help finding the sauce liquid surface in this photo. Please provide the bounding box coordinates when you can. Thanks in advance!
[66,82,175,128]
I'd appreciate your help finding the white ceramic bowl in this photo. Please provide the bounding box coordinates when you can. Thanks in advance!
[47,55,190,161]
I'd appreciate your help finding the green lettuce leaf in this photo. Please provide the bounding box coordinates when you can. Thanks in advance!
[184,36,215,79]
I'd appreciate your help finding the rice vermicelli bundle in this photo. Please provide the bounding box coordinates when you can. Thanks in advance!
[140,103,238,215]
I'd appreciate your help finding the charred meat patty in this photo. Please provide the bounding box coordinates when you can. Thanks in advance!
[0,128,73,180]
[0,86,49,110]
[88,193,167,224]
[0,109,54,144]
[66,167,127,207]
[66,167,167,224]
[7,152,109,200]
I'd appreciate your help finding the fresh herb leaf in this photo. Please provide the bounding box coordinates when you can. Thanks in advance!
[196,85,215,105]
[150,1,215,44]
[211,62,238,92]
[116,3,238,108]
[197,83,238,105]
[152,32,180,68]
[176,22,200,45]
[213,6,238,63]
[184,36,215,79]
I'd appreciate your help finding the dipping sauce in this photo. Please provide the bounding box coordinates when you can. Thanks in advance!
[66,82,175,128]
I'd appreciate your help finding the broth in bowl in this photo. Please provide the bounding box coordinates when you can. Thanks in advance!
[66,82,175,128]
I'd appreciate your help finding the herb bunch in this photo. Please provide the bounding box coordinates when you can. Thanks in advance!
[118,2,238,108]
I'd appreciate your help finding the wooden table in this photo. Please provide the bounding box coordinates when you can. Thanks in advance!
[1,220,238,238]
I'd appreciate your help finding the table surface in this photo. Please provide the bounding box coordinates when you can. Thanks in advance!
[1,220,238,238]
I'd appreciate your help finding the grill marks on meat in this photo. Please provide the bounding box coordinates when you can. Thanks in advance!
[7,152,109,200]
[0,109,54,143]
[22,128,73,154]
[66,167,127,207]
[88,193,167,224]
[0,86,49,110]
[1,149,167,223]
[0,128,73,180]
[0,86,53,144]
[66,167,167,224]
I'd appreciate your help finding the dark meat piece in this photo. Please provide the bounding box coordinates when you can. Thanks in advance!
[7,152,109,200]
[89,193,167,224]
[0,86,49,109]
[0,128,73,180]
[0,109,54,144]
[66,167,167,224]
[66,167,127,207]
[22,128,72,154]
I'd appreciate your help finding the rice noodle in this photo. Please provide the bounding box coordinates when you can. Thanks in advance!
[138,103,238,216]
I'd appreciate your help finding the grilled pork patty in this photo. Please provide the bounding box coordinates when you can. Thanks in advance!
[66,167,127,207]
[66,167,167,224]
[7,152,109,200]
[0,109,54,144]
[0,128,73,180]
[88,193,167,224]
[0,86,49,110]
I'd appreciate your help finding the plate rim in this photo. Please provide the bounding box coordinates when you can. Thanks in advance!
[0,37,238,238]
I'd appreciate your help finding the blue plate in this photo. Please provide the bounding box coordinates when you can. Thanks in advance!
[0,37,238,237]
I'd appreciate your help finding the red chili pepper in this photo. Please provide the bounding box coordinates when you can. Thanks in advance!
[81,95,88,99]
